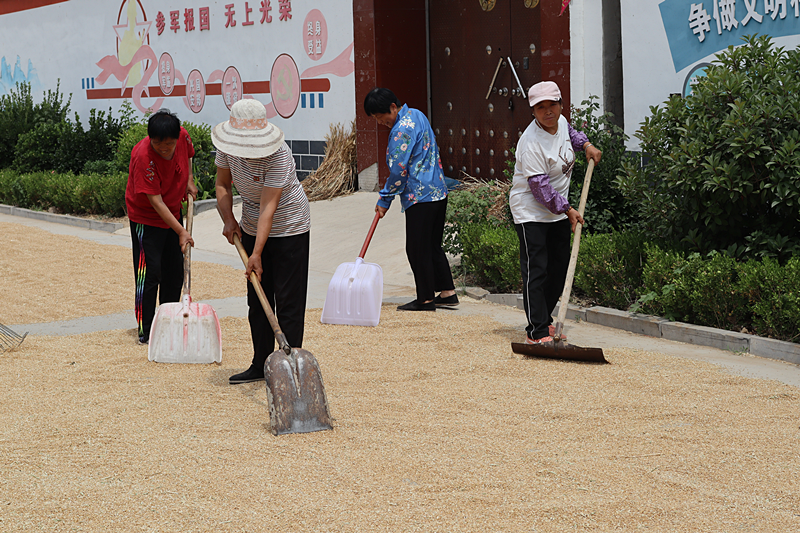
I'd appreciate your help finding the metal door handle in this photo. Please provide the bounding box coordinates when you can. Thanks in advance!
[485,56,504,100]
[507,56,527,98]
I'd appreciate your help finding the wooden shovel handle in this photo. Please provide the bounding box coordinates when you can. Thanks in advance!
[554,159,595,337]
[358,212,381,259]
[232,233,291,354]
[182,196,194,298]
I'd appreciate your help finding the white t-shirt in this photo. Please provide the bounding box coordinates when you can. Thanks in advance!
[509,114,575,224]
[215,143,311,237]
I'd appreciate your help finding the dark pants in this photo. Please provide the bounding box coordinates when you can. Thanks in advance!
[241,230,310,370]
[404,198,455,302]
[130,221,184,340]
[515,219,570,340]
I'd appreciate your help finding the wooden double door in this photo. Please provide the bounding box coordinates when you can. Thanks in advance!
[429,0,567,180]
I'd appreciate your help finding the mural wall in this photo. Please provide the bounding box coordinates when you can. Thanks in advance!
[0,0,355,170]
[622,0,800,148]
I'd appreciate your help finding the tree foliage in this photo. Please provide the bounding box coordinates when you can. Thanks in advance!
[570,96,637,234]
[617,35,800,261]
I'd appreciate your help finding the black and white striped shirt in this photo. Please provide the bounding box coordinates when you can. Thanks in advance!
[215,143,310,237]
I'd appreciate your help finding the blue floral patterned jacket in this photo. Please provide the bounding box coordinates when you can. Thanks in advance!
[377,104,448,212]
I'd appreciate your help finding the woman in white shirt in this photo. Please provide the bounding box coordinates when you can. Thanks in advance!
[509,81,602,345]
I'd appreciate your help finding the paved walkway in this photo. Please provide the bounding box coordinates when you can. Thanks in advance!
[3,192,800,388]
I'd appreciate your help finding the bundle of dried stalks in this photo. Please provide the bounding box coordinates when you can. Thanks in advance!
[458,172,512,223]
[302,120,357,202]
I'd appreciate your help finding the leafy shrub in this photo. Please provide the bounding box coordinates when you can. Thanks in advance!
[688,251,750,330]
[618,35,800,260]
[444,181,510,256]
[182,121,217,200]
[93,173,128,217]
[638,244,697,322]
[13,105,136,174]
[460,222,520,292]
[0,169,126,216]
[12,121,71,173]
[83,160,118,175]
[0,82,70,169]
[114,121,148,172]
[738,257,800,341]
[570,96,637,234]
[574,230,646,309]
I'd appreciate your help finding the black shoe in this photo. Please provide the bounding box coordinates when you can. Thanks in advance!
[433,294,459,307]
[397,299,436,311]
[138,335,149,345]
[229,365,265,384]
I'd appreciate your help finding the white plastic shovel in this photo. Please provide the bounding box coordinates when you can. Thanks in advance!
[148,197,222,363]
[321,212,383,327]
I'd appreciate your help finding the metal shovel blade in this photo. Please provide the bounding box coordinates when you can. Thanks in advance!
[511,341,607,363]
[148,298,222,364]
[264,347,333,436]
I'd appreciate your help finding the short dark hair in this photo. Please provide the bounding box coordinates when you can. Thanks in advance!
[148,108,181,140]
[363,88,401,116]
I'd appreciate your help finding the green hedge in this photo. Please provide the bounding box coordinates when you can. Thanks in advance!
[574,233,799,343]
[0,169,127,217]
[460,222,520,293]
[574,231,646,310]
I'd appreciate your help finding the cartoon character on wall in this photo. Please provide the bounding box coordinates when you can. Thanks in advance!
[90,1,355,119]
[117,0,146,88]
[95,0,163,113]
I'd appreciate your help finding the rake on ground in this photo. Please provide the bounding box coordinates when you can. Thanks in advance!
[0,323,28,353]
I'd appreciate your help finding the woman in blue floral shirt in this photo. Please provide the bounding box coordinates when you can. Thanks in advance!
[364,87,458,312]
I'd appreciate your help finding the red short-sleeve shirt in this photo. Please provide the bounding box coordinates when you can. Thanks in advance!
[125,127,195,227]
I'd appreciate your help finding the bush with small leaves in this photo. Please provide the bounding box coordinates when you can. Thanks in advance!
[738,257,800,342]
[618,35,800,261]
[574,230,646,310]
[569,96,638,234]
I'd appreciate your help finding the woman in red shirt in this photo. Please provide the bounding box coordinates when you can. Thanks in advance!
[125,109,198,345]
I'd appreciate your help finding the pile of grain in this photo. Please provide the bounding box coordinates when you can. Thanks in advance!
[302,121,357,202]
[2,309,799,531]
[0,222,245,325]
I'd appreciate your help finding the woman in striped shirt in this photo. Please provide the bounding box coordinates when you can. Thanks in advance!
[212,99,311,385]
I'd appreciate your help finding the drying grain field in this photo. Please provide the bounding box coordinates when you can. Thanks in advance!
[1,220,799,532]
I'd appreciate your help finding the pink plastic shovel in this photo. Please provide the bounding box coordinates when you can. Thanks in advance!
[148,196,222,363]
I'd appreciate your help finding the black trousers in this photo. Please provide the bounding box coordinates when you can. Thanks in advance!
[241,231,309,369]
[130,220,184,340]
[404,198,455,302]
[515,219,570,340]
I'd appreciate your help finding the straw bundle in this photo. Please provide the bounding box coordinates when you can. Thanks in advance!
[302,120,357,202]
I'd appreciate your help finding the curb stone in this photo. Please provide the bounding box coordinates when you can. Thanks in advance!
[0,204,123,233]
[749,337,800,365]
[193,196,242,215]
[459,287,489,300]
[490,293,800,368]
[586,306,667,338]
[660,322,752,353]
[0,197,242,232]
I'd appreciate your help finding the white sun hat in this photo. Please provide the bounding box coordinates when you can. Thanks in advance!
[211,99,284,158]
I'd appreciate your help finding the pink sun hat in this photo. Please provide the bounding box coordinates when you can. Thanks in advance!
[527,81,562,107]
